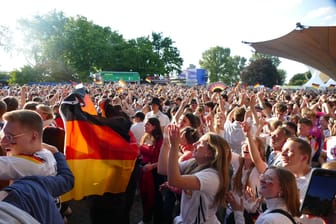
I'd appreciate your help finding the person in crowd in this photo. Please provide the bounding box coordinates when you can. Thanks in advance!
[224,106,246,154]
[265,126,292,167]
[138,117,165,224]
[227,134,267,223]
[161,126,200,224]
[158,124,232,224]
[0,143,74,224]
[297,117,323,167]
[36,103,57,128]
[144,97,170,131]
[0,109,57,178]
[280,137,312,202]
[177,112,201,130]
[0,100,7,129]
[88,98,140,224]
[2,96,19,112]
[229,166,301,224]
[131,111,146,145]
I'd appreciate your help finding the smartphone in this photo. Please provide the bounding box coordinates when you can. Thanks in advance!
[300,168,336,217]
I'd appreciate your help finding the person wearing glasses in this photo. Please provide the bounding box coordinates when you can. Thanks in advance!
[0,109,56,179]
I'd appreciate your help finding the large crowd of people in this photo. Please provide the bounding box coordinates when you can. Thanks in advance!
[0,81,335,224]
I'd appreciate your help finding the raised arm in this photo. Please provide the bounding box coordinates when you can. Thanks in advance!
[167,125,200,190]
[241,122,267,173]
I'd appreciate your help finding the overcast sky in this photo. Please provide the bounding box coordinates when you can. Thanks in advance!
[1,0,335,82]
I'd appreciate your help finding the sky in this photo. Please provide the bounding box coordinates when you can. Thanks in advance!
[0,0,335,82]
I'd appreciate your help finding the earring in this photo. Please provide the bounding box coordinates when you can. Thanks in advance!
[277,192,282,197]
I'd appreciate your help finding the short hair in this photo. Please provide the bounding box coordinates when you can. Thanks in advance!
[2,110,43,136]
[2,96,18,112]
[287,137,312,163]
[275,102,287,113]
[36,104,54,120]
[205,101,215,110]
[23,101,39,110]
[234,107,246,122]
[298,117,313,127]
[283,121,297,136]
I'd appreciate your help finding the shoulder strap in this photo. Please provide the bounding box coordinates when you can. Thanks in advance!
[268,209,296,224]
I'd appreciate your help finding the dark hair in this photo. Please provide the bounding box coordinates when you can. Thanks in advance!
[184,113,201,129]
[298,117,313,127]
[23,101,39,110]
[0,100,7,117]
[283,121,297,136]
[181,126,200,144]
[147,117,163,140]
[3,96,18,112]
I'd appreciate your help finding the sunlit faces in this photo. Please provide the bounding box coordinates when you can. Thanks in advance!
[270,129,287,150]
[0,121,31,155]
[281,139,305,169]
[192,135,212,164]
[297,123,311,137]
[259,169,281,199]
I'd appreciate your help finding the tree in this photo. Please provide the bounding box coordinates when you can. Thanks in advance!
[240,58,281,87]
[199,46,246,84]
[0,25,13,52]
[250,52,281,67]
[151,32,183,76]
[288,71,311,86]
[14,11,184,83]
[8,65,44,85]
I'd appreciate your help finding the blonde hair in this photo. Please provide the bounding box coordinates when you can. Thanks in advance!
[184,132,232,207]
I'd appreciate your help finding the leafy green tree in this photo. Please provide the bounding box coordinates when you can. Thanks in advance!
[251,52,281,67]
[241,58,281,87]
[8,65,44,85]
[15,11,183,83]
[278,68,287,85]
[288,71,311,86]
[199,46,246,84]
[151,32,183,76]
[18,10,69,66]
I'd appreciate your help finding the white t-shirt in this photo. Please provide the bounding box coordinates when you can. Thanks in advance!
[0,149,57,179]
[296,169,313,204]
[174,160,221,224]
[130,122,145,144]
[145,110,170,128]
[224,120,245,154]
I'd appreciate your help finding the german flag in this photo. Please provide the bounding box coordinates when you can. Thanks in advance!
[118,79,126,87]
[312,83,320,89]
[254,83,260,88]
[60,87,139,201]
[329,84,335,89]
[145,77,151,83]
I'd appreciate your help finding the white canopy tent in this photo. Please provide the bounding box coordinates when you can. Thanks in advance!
[303,68,328,89]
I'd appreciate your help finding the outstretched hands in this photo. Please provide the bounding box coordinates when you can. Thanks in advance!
[166,124,180,149]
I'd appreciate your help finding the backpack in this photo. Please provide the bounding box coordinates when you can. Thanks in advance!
[268,209,296,224]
